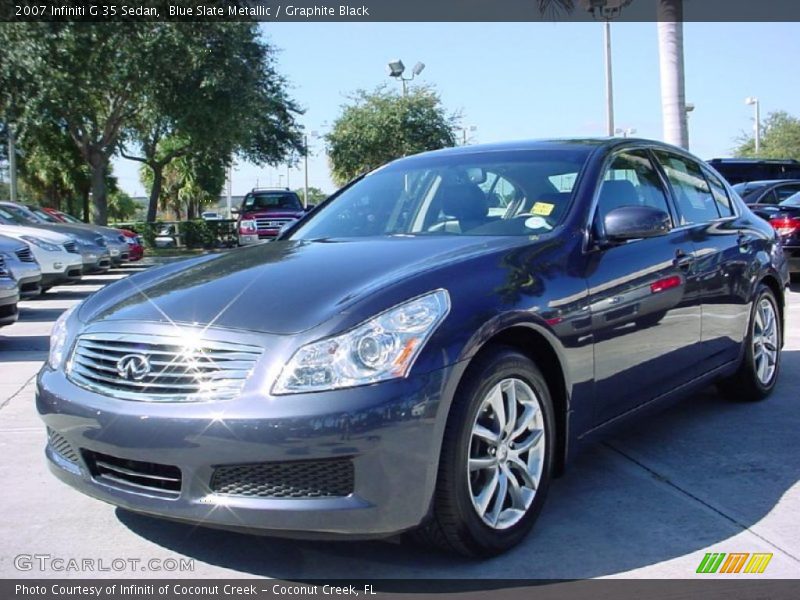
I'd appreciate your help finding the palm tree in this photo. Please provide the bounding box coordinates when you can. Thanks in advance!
[555,1,689,149]
[656,0,688,149]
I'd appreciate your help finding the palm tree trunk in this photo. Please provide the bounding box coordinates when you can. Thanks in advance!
[657,0,688,149]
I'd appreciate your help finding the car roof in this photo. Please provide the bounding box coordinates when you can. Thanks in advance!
[393,137,691,162]
[734,179,800,186]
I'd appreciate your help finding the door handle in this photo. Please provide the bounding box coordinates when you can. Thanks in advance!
[673,250,694,270]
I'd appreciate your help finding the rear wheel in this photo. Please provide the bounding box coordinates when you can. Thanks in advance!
[717,284,781,402]
[416,347,555,556]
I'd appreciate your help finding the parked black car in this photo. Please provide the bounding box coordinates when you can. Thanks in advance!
[708,158,800,185]
[38,139,788,557]
[748,191,800,274]
[732,179,800,206]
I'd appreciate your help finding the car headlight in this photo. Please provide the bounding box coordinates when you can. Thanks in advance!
[48,304,78,369]
[21,235,61,253]
[239,220,257,234]
[273,289,450,395]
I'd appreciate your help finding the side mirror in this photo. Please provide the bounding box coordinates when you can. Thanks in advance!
[603,205,671,242]
[231,207,240,215]
[305,204,316,212]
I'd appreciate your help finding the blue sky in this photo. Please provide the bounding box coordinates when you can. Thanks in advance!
[112,22,800,198]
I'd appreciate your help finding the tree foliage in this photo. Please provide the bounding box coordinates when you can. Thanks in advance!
[326,86,458,185]
[121,23,304,222]
[293,186,328,206]
[734,111,800,161]
[0,21,303,225]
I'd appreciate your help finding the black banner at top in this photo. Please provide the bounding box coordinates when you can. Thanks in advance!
[3,0,800,23]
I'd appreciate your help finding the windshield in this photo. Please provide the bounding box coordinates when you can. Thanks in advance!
[1,204,41,223]
[780,192,800,207]
[243,192,302,211]
[33,208,60,223]
[290,149,590,239]
[731,183,769,203]
[60,212,83,224]
[0,206,25,225]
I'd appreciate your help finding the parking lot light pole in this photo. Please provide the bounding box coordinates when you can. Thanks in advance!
[387,59,425,96]
[7,122,17,203]
[745,97,761,154]
[604,21,615,137]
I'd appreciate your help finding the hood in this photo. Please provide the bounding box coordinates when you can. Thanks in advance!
[241,208,305,219]
[79,236,520,335]
[0,224,73,244]
[22,223,104,244]
[0,234,27,254]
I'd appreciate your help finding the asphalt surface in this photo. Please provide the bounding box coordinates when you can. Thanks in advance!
[0,265,798,580]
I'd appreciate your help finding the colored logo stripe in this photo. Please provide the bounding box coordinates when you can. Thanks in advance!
[744,553,773,574]
[696,552,773,574]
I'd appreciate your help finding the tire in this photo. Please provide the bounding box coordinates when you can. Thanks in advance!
[415,346,555,557]
[717,283,782,402]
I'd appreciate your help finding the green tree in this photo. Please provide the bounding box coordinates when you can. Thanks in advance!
[326,86,458,185]
[0,20,302,225]
[108,189,137,222]
[734,111,800,160]
[120,23,303,222]
[293,186,328,206]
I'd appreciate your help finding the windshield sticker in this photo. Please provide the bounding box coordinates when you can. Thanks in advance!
[531,202,555,216]
[525,216,552,230]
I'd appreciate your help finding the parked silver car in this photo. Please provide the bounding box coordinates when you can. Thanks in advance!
[0,202,124,268]
[0,234,42,297]
[0,206,110,275]
[0,256,19,327]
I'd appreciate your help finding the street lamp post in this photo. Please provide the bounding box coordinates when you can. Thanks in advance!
[387,59,425,96]
[745,97,761,154]
[603,20,615,137]
[458,125,477,146]
[615,127,636,138]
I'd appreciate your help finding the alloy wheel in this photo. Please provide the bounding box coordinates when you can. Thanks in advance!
[467,378,545,530]
[753,297,779,385]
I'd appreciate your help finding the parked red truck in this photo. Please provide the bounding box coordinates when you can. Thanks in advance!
[236,188,307,245]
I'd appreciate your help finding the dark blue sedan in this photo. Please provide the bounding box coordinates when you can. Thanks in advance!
[37,139,788,556]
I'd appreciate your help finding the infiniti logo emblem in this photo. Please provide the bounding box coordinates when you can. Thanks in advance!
[116,354,151,381]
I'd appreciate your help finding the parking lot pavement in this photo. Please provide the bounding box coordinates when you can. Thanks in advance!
[1,273,798,580]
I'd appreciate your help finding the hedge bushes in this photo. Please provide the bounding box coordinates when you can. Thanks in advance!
[116,220,237,249]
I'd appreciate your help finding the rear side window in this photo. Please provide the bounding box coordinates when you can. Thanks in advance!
[653,151,719,224]
[775,184,800,203]
[702,168,735,217]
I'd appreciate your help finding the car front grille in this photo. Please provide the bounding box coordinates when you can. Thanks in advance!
[255,218,293,230]
[67,332,262,402]
[83,450,181,498]
[47,428,80,463]
[15,247,35,263]
[0,256,8,277]
[210,458,355,499]
[63,241,78,254]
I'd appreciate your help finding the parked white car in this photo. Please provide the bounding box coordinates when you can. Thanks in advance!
[0,234,42,297]
[0,224,82,291]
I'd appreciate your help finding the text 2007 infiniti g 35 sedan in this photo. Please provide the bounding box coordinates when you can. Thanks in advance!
[37,139,788,556]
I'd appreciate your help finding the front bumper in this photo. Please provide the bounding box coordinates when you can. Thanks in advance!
[37,364,455,538]
[0,280,19,326]
[6,261,42,297]
[81,247,112,273]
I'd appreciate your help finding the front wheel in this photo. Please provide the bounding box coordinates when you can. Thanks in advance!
[416,347,555,556]
[717,283,782,402]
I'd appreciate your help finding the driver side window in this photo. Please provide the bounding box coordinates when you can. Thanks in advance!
[594,150,672,229]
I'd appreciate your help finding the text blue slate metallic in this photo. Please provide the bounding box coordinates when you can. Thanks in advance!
[37,139,788,556]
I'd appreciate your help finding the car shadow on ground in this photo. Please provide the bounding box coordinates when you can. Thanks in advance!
[17,306,69,323]
[118,350,800,580]
[0,334,51,353]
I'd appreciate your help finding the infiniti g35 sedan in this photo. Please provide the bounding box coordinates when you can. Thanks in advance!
[37,139,788,557]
